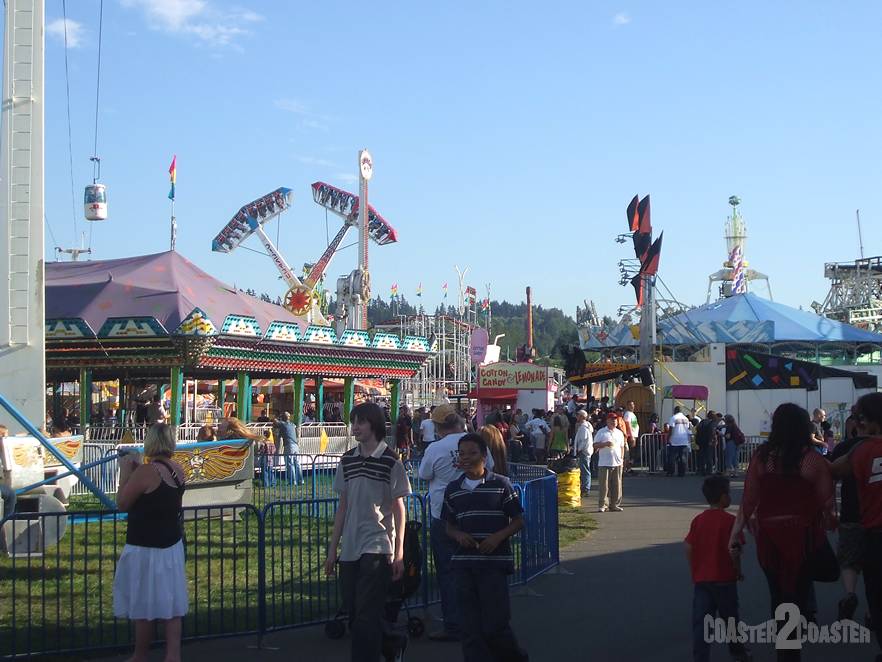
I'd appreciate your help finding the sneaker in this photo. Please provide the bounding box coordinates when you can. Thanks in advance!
[611,506,624,512]
[427,630,460,642]
[598,506,608,512]
[838,592,858,621]
[581,490,590,497]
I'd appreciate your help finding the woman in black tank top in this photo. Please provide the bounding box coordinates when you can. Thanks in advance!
[113,423,188,662]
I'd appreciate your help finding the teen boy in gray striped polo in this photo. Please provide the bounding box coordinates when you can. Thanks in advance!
[324,402,411,662]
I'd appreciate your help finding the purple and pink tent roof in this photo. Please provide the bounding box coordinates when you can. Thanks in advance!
[46,250,303,335]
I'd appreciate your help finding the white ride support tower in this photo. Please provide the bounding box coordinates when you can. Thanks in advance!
[0,0,46,428]
[812,256,882,332]
[355,149,373,330]
[706,196,772,302]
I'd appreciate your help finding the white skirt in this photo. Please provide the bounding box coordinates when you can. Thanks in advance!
[113,540,189,620]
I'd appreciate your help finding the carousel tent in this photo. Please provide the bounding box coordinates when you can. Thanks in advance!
[46,250,303,335]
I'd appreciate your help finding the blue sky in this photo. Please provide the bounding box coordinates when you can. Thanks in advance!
[35,1,882,321]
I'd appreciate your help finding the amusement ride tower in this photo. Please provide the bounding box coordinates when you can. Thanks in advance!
[706,196,772,302]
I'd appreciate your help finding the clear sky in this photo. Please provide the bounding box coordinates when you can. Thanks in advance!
[33,1,882,321]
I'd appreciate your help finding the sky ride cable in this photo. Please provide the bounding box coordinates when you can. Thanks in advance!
[61,0,79,243]
[88,0,105,253]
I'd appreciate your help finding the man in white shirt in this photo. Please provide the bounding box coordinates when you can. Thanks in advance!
[593,413,626,512]
[417,404,494,640]
[623,401,640,474]
[524,412,551,463]
[666,406,693,477]
[419,409,437,448]
[573,410,594,496]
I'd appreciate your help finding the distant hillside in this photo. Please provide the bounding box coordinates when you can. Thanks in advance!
[367,296,578,366]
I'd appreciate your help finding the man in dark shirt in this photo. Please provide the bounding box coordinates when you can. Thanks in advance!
[831,433,867,621]
[695,411,718,476]
[443,433,528,662]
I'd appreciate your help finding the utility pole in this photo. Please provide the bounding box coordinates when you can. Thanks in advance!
[857,209,865,259]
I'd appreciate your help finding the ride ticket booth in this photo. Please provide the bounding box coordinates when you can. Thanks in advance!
[471,362,554,426]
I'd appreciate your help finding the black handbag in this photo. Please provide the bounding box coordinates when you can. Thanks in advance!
[807,535,839,583]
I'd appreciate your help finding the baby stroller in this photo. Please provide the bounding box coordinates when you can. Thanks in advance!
[325,520,425,661]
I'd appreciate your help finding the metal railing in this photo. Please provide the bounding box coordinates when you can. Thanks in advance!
[636,432,765,474]
[0,473,559,660]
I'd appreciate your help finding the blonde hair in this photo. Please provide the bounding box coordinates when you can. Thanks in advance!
[479,424,508,477]
[218,417,262,441]
[144,423,176,457]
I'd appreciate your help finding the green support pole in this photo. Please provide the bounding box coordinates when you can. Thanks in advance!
[343,377,355,425]
[236,371,250,421]
[217,379,225,417]
[117,380,127,427]
[170,367,184,426]
[78,368,92,430]
[52,383,62,425]
[390,379,401,426]
[293,376,305,426]
[316,376,324,423]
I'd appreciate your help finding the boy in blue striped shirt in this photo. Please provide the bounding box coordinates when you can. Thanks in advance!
[443,432,529,662]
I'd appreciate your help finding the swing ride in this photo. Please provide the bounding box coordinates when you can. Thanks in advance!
[211,177,398,327]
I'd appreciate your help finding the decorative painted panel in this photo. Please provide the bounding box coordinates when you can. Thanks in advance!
[174,308,217,336]
[45,318,95,339]
[264,320,302,343]
[371,332,401,350]
[339,329,371,347]
[303,325,337,345]
[402,336,431,352]
[221,315,262,337]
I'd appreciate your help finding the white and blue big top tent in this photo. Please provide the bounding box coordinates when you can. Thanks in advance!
[578,292,882,436]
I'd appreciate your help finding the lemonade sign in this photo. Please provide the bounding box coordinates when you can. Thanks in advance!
[478,363,549,390]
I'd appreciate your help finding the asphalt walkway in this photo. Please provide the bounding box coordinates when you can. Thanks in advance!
[97,474,879,661]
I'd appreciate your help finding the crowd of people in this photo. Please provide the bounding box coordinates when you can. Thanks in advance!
[686,394,882,662]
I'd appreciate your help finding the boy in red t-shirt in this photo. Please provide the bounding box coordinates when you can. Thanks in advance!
[685,476,752,662]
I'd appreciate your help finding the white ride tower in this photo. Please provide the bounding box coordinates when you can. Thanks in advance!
[0,0,46,428]
[706,196,772,302]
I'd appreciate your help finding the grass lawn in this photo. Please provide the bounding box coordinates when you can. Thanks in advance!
[5,472,566,659]
[558,507,598,549]
[0,502,340,659]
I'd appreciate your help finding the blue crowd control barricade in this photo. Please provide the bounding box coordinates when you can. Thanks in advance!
[0,503,263,660]
[0,472,561,659]
[518,474,559,583]
[182,504,264,642]
[262,498,341,632]
[310,454,343,500]
[253,453,314,510]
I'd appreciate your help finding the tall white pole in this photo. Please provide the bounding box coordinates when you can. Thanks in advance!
[0,0,46,427]
[170,198,177,251]
[356,149,373,330]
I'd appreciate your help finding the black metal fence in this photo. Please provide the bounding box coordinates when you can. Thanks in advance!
[0,474,559,659]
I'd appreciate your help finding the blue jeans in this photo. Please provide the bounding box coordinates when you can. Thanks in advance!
[430,517,460,635]
[272,445,303,485]
[692,582,747,662]
[667,446,687,476]
[455,567,527,662]
[725,440,738,472]
[340,553,392,662]
[0,484,15,520]
[578,452,591,492]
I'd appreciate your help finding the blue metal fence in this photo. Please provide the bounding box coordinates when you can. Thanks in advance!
[0,474,560,660]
